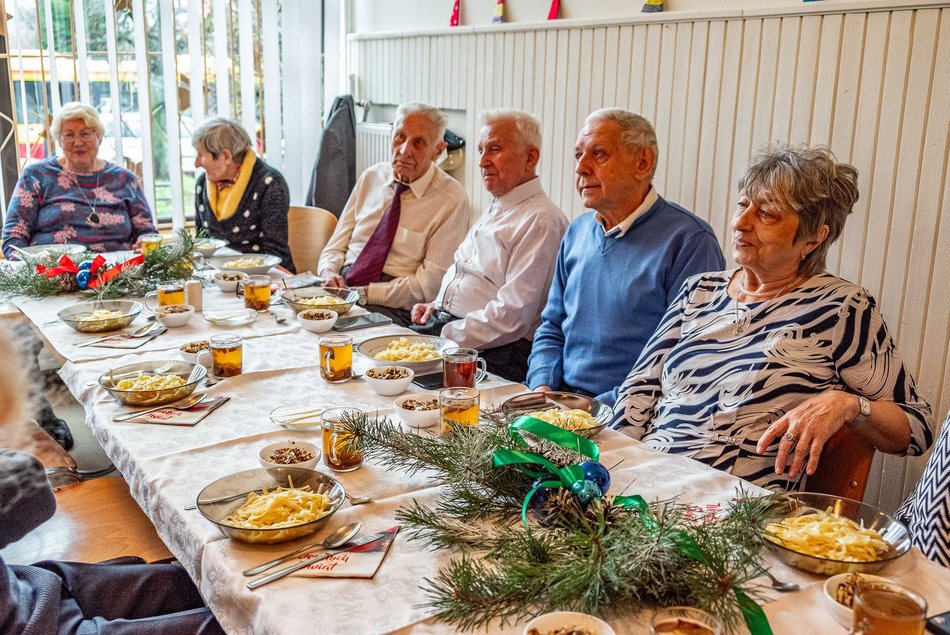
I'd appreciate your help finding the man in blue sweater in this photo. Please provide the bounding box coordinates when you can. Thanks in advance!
[526,108,724,406]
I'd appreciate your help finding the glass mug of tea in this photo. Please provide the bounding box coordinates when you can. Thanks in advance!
[139,233,164,255]
[204,334,243,377]
[852,580,927,635]
[319,334,353,383]
[145,280,186,311]
[243,275,272,311]
[439,387,479,431]
[650,607,722,635]
[442,348,487,388]
[322,407,364,472]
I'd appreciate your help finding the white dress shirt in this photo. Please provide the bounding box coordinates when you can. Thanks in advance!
[596,186,658,237]
[435,177,568,350]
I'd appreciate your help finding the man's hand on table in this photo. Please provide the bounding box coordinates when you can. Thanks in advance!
[321,271,347,288]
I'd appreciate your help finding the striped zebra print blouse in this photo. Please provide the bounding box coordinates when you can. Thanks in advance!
[612,269,934,491]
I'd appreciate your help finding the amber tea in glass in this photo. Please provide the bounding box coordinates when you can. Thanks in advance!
[442,347,487,388]
[439,387,479,431]
[322,407,364,472]
[243,275,271,311]
[139,234,164,255]
[145,281,185,311]
[210,334,243,377]
[319,335,352,383]
[852,581,927,635]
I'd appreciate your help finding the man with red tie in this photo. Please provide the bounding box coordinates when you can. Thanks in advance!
[319,102,470,323]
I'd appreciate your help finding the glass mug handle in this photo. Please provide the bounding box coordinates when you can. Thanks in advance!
[475,357,488,383]
[144,291,159,312]
[327,426,341,465]
[322,348,334,377]
[195,350,211,370]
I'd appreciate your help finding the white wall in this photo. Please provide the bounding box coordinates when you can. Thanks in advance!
[346,1,950,512]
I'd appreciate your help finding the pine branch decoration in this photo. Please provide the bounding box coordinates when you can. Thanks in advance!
[350,414,784,632]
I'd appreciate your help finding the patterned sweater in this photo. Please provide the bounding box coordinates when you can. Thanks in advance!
[2,158,156,259]
[194,157,294,272]
[612,270,934,490]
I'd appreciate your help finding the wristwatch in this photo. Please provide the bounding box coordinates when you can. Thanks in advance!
[355,286,368,306]
[852,395,871,425]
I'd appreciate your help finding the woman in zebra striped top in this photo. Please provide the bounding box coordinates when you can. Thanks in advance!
[612,143,934,491]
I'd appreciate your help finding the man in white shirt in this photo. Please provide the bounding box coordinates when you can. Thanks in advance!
[319,102,470,320]
[410,109,568,382]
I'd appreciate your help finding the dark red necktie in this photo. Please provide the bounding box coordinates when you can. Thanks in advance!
[344,181,410,286]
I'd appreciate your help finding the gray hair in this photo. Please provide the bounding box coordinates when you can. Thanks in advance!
[479,108,542,150]
[584,108,659,178]
[394,102,447,143]
[51,102,104,141]
[192,117,253,161]
[738,142,859,277]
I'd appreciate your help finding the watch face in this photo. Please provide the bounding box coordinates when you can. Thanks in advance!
[860,396,871,416]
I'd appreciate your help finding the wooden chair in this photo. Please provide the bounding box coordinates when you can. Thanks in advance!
[0,422,172,565]
[806,426,876,500]
[287,205,337,274]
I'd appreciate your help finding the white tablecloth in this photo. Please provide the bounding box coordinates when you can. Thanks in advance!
[14,295,950,634]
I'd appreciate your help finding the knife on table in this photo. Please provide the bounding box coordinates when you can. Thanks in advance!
[246,530,390,590]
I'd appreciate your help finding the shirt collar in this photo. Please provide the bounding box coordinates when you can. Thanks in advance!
[493,177,543,213]
[597,186,659,238]
[390,162,437,198]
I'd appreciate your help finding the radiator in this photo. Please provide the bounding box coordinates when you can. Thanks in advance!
[356,123,392,175]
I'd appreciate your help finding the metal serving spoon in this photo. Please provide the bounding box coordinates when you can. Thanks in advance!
[762,568,800,592]
[241,521,362,576]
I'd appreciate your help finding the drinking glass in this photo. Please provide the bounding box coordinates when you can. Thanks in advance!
[442,347,487,388]
[243,275,272,311]
[650,607,722,635]
[322,407,364,472]
[439,387,479,431]
[319,335,352,383]
[209,334,243,377]
[852,580,927,635]
[139,234,164,255]
[145,280,185,311]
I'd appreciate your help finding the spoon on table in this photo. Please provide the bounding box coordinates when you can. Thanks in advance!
[346,493,373,505]
[242,522,362,576]
[112,392,208,422]
[761,568,800,592]
[269,310,287,325]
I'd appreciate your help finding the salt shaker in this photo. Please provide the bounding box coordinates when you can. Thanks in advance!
[185,279,203,312]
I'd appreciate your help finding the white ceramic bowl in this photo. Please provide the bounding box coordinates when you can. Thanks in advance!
[522,611,615,635]
[212,270,249,292]
[155,304,194,328]
[297,309,338,333]
[208,253,281,275]
[179,340,211,368]
[822,572,890,629]
[193,237,228,257]
[393,393,440,428]
[258,440,321,473]
[363,366,414,396]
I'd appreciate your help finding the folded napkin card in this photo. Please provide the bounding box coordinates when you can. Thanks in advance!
[75,326,166,349]
[294,527,399,579]
[125,396,230,426]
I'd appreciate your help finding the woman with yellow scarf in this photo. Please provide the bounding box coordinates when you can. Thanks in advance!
[192,118,294,271]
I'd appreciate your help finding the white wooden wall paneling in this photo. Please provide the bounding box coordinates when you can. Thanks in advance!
[348,5,950,510]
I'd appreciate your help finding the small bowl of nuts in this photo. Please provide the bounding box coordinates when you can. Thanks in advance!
[179,340,211,368]
[258,440,321,474]
[363,365,414,396]
[154,304,194,328]
[393,393,440,428]
[297,309,338,333]
[212,270,249,292]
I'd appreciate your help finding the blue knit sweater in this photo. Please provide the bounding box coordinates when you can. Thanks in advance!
[526,197,724,405]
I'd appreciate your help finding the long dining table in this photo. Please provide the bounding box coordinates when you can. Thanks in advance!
[10,269,950,635]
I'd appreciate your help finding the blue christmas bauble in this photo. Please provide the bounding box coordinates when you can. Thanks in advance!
[78,260,92,271]
[528,477,558,526]
[75,270,91,289]
[570,478,603,505]
[580,461,611,494]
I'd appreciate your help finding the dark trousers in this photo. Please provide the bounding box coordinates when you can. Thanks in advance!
[30,560,225,634]
[410,312,533,384]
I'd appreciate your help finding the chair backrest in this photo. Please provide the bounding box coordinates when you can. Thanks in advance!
[287,205,337,274]
[807,426,876,500]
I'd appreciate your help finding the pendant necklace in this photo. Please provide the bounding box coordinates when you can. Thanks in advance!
[70,164,102,225]
[732,272,804,337]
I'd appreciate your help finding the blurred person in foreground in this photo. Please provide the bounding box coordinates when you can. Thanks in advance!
[0,325,225,634]
[192,117,294,271]
[410,109,567,382]
[2,101,157,259]
[318,102,469,323]
[526,108,724,404]
[611,143,934,490]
